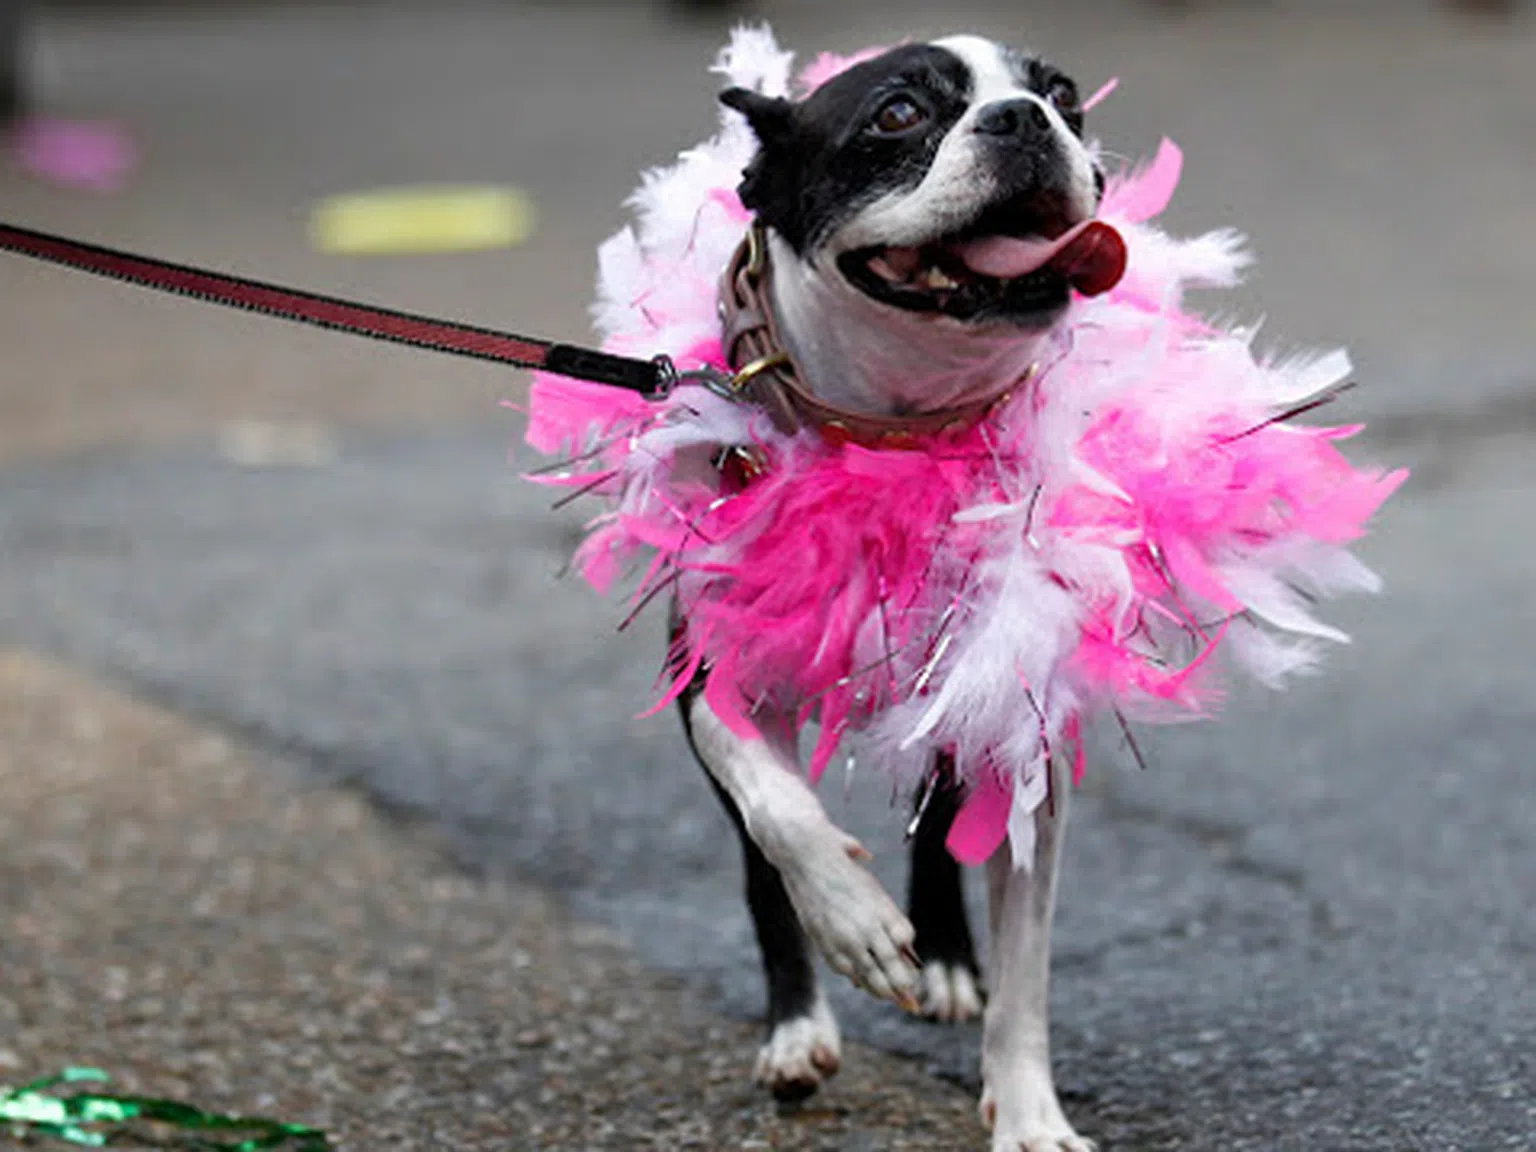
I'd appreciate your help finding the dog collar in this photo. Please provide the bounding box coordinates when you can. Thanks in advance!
[717,223,1023,448]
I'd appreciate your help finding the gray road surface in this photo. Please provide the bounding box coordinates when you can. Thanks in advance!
[2,3,1533,1149]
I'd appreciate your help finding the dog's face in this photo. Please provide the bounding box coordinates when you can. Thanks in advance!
[722,35,1121,331]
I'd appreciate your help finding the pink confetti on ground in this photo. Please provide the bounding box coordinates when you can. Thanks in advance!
[11,119,137,192]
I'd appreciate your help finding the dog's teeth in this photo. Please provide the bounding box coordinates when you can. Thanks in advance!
[868,256,902,283]
[924,266,960,291]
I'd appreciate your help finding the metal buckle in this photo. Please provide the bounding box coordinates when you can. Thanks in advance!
[730,350,790,394]
[743,222,768,280]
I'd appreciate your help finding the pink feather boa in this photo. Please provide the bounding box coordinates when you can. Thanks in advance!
[522,30,1406,865]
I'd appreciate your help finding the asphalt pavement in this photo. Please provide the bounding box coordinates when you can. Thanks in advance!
[1,2,1533,1149]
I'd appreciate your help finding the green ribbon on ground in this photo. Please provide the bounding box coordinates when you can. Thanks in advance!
[0,1068,330,1149]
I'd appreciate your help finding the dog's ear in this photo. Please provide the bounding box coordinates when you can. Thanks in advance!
[719,88,797,149]
[719,87,808,249]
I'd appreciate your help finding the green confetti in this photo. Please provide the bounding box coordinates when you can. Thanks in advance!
[1,1068,331,1149]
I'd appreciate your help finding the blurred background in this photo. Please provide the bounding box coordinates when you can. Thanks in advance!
[0,3,1532,1150]
[1,0,1532,458]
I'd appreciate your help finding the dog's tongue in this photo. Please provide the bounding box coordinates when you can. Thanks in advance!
[955,220,1127,297]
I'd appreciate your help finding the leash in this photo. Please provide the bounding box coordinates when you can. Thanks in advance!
[0,220,683,398]
[1,219,1012,447]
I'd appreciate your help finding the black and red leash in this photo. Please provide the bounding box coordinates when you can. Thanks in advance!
[0,220,682,397]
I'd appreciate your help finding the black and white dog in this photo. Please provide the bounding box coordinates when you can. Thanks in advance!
[677,35,1113,1152]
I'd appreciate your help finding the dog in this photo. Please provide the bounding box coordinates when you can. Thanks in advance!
[676,35,1111,1152]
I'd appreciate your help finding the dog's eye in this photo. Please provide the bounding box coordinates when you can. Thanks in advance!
[1045,78,1079,114]
[872,96,928,135]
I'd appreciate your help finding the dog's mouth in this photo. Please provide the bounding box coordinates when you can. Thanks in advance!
[837,220,1126,322]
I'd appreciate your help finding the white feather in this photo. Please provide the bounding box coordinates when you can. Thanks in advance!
[712,23,796,97]
[1219,564,1353,643]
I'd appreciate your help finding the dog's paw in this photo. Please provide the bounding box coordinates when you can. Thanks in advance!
[918,960,984,1023]
[981,1075,1094,1152]
[754,996,841,1102]
[773,824,920,1009]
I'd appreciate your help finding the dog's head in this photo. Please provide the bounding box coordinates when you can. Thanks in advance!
[721,35,1124,415]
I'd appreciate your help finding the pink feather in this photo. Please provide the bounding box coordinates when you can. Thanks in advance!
[1102,137,1183,223]
[946,768,1012,865]
[796,46,893,95]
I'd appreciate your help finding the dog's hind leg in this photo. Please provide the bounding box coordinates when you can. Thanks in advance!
[907,752,984,1023]
[979,760,1092,1152]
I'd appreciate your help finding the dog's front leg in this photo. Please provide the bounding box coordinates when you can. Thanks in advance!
[980,763,1092,1152]
[684,692,921,1008]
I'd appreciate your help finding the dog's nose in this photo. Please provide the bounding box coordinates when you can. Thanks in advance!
[973,98,1053,139]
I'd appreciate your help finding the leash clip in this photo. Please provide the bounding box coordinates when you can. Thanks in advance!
[674,353,789,405]
[672,363,746,402]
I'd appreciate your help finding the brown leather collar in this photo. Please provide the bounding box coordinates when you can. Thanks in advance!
[718,223,1023,448]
